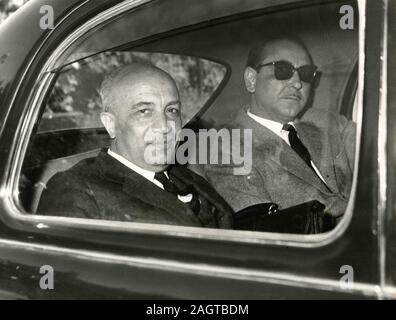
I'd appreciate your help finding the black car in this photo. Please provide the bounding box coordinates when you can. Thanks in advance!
[0,0,395,299]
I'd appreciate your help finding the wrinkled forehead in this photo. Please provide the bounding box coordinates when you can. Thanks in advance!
[119,71,178,92]
[261,40,312,66]
[111,71,180,104]
[108,72,178,116]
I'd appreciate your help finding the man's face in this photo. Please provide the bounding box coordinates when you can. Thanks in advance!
[248,40,313,123]
[105,72,181,172]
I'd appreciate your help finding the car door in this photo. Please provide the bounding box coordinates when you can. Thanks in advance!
[0,0,394,299]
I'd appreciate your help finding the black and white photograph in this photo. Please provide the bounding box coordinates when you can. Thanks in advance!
[0,0,395,302]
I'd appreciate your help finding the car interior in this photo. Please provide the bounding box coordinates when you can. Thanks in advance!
[18,0,359,233]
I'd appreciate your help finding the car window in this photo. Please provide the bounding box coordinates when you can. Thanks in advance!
[39,51,227,132]
[17,0,360,239]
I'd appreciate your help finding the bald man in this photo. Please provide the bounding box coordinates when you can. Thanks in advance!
[37,63,233,229]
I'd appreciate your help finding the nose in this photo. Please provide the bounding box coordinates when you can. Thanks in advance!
[152,113,171,134]
[288,70,303,90]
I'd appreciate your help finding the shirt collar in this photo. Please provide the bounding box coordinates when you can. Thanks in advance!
[247,109,295,136]
[107,149,156,183]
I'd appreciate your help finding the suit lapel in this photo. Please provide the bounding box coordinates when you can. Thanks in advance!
[96,150,200,225]
[236,110,332,194]
[296,120,338,193]
[169,165,232,215]
[121,173,199,223]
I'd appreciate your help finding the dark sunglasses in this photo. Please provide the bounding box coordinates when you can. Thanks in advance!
[255,60,318,84]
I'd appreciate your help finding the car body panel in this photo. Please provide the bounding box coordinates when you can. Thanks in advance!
[0,0,394,299]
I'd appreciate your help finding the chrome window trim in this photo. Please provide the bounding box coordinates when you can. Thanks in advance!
[46,0,154,72]
[0,237,386,299]
[378,0,388,295]
[0,0,90,139]
[2,0,366,248]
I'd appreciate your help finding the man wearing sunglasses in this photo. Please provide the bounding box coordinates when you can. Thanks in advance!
[205,36,356,226]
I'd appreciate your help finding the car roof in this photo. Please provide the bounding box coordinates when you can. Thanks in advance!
[0,0,304,86]
[0,0,306,127]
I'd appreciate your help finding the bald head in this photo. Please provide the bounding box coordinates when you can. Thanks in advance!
[99,62,181,171]
[100,63,177,113]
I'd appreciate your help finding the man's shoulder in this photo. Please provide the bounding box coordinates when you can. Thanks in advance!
[301,107,339,122]
[37,153,112,217]
[46,153,105,188]
[299,108,355,132]
[229,107,251,129]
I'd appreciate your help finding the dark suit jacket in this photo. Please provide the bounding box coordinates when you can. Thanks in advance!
[205,108,356,218]
[37,149,233,228]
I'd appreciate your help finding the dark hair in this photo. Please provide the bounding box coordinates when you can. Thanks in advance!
[246,35,313,69]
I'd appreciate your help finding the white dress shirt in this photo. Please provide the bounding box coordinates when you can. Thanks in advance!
[107,149,193,203]
[247,110,329,186]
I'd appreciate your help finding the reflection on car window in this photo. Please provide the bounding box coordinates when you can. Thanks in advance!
[39,52,227,132]
[18,0,360,237]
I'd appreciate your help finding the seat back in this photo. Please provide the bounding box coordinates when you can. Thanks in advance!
[26,148,101,214]
[24,147,208,213]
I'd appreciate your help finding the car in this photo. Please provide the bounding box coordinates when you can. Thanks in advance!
[0,0,395,299]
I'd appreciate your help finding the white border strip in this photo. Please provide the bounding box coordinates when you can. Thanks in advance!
[377,0,388,296]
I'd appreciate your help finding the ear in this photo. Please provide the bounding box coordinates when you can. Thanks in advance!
[244,67,257,93]
[312,71,322,89]
[100,112,116,139]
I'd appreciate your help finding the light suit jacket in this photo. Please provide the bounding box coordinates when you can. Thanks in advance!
[204,107,356,218]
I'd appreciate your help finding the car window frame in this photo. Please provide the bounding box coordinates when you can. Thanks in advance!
[37,50,232,133]
[2,0,391,299]
[1,0,366,249]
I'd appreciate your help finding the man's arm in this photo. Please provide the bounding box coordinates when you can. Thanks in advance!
[337,113,357,171]
[204,164,272,212]
[303,108,357,171]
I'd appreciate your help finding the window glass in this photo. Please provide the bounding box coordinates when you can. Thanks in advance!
[18,1,360,237]
[386,8,396,287]
[39,52,227,132]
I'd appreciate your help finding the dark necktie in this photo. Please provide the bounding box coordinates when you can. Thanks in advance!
[283,124,331,192]
[154,172,201,215]
[282,124,314,169]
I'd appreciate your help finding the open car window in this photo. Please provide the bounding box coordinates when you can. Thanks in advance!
[16,0,360,240]
[40,51,228,132]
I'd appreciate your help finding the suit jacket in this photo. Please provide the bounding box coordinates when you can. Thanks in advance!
[204,107,356,218]
[37,149,233,228]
